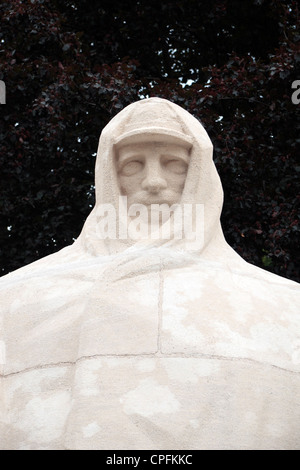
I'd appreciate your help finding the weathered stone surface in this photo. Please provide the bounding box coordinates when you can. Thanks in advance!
[0,98,299,449]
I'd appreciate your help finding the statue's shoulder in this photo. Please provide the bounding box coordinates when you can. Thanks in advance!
[237,259,300,293]
[0,244,87,296]
[1,247,67,285]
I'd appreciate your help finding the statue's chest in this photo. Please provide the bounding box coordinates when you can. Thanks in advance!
[74,267,299,374]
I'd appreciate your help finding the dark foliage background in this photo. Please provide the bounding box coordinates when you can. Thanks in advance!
[0,0,299,281]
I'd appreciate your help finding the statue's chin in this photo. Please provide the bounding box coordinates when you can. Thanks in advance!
[129,210,171,226]
[126,202,179,240]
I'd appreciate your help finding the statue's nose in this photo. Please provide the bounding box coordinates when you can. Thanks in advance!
[141,163,167,193]
[142,177,167,193]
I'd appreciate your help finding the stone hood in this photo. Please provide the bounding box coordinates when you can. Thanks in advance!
[77,97,230,260]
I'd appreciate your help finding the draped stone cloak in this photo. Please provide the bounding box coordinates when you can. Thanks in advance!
[0,98,299,450]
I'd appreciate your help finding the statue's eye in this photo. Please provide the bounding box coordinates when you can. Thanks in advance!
[165,159,188,175]
[120,160,143,176]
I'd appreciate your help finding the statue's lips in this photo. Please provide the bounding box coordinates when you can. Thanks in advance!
[140,201,175,207]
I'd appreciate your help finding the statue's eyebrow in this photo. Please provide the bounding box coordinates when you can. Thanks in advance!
[117,151,144,168]
[161,152,190,165]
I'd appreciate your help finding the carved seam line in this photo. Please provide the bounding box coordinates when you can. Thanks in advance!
[1,352,299,378]
[157,258,164,353]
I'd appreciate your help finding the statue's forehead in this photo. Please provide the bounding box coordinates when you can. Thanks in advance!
[117,140,189,150]
[116,141,191,160]
[114,129,193,152]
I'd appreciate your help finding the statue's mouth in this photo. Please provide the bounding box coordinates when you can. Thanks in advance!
[145,201,171,206]
[135,198,177,207]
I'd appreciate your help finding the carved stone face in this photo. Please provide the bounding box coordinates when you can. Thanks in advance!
[116,141,190,208]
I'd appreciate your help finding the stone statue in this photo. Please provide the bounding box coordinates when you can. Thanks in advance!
[0,98,299,450]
